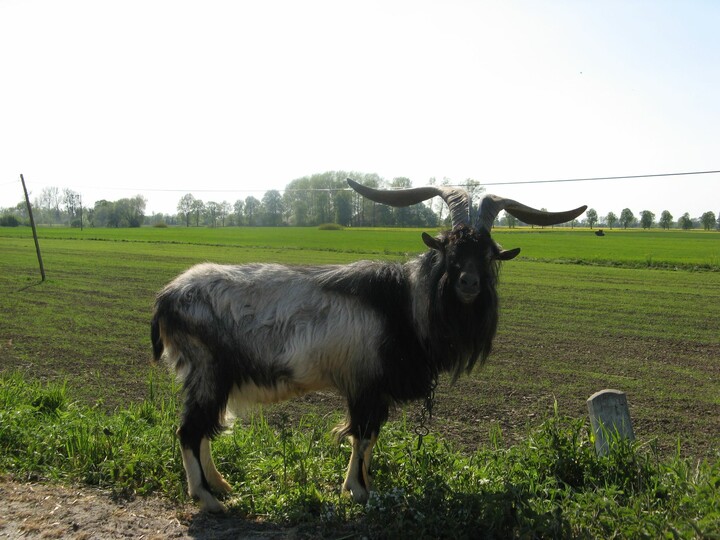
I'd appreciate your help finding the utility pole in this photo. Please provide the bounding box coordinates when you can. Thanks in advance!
[20,174,46,281]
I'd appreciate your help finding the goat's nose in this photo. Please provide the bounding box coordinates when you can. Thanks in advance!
[459,272,479,289]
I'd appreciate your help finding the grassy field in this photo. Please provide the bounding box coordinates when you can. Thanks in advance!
[2,224,718,269]
[1,225,719,536]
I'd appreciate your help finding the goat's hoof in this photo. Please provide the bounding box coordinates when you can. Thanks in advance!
[193,490,227,513]
[210,477,232,496]
[201,498,227,514]
[343,483,369,504]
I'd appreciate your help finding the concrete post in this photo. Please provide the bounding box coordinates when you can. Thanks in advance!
[587,389,635,456]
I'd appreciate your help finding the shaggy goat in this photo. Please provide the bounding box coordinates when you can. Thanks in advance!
[151,179,586,512]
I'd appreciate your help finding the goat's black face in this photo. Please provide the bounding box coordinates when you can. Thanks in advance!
[422,227,520,305]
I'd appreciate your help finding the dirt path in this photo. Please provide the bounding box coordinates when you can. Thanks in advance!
[0,480,304,540]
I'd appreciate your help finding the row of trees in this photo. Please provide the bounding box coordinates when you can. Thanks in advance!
[3,186,86,227]
[1,173,718,230]
[0,186,147,228]
[174,172,459,228]
[583,208,718,231]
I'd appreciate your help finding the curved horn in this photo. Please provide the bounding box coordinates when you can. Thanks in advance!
[476,194,587,231]
[347,178,471,229]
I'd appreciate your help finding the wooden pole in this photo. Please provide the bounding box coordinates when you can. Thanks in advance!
[20,174,46,282]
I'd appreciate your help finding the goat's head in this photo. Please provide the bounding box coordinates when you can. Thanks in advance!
[420,226,517,304]
[347,178,586,304]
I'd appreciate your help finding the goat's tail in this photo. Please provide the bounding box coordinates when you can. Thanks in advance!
[150,312,164,362]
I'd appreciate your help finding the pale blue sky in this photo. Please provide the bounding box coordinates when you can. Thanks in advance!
[1,0,718,219]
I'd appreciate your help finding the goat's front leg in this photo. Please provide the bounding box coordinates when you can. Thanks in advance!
[342,433,377,504]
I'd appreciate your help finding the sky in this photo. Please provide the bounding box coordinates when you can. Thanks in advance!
[1,0,718,220]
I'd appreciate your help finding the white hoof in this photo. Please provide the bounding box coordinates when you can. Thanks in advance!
[195,489,227,513]
[208,476,232,496]
[343,480,369,504]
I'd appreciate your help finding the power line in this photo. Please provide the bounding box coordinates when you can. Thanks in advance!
[105,169,720,192]
[477,169,720,187]
[5,169,719,194]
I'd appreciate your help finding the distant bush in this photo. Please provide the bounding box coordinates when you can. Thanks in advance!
[0,215,20,227]
[317,223,344,230]
[153,222,168,228]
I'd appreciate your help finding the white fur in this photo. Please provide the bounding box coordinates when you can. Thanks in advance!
[342,435,377,503]
[169,263,386,400]
[180,444,226,513]
[158,262,407,511]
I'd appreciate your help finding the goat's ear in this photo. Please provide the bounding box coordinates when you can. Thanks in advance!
[422,232,444,252]
[497,247,521,260]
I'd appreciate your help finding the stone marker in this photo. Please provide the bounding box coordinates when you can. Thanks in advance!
[586,389,635,456]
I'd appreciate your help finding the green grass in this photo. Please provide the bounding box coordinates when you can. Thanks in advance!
[0,372,718,537]
[1,225,719,535]
[3,225,719,268]
[494,228,720,270]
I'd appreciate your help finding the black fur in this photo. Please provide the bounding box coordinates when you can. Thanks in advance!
[311,226,502,440]
[151,224,507,505]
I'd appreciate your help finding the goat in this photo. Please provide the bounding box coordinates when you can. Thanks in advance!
[151,179,586,512]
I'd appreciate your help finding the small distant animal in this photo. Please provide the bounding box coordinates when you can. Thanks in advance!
[151,179,586,512]
[595,229,605,236]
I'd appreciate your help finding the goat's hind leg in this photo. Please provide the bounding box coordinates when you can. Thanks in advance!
[200,437,232,495]
[177,401,228,513]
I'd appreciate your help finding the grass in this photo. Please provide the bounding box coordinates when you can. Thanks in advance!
[2,225,719,269]
[0,372,718,537]
[1,225,719,536]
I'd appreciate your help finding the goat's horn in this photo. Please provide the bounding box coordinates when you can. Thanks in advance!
[476,194,587,231]
[347,178,470,229]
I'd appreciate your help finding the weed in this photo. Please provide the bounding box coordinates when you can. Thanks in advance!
[0,371,718,537]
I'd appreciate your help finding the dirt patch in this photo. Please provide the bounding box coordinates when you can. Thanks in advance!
[0,479,307,540]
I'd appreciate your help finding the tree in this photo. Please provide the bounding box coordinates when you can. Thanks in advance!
[205,201,219,227]
[92,196,146,227]
[191,198,205,227]
[91,200,113,227]
[463,178,485,210]
[115,195,146,227]
[177,194,196,227]
[63,189,82,228]
[219,201,231,227]
[504,211,517,228]
[233,199,244,226]
[291,199,309,226]
[640,210,655,229]
[391,177,413,226]
[262,190,284,226]
[700,211,716,231]
[606,212,617,229]
[245,196,260,226]
[35,186,62,223]
[659,210,673,230]
[334,190,353,226]
[678,212,693,230]
[284,171,385,226]
[620,208,635,229]
[585,208,598,229]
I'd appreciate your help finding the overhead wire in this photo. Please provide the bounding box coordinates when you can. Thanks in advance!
[3,169,719,194]
[476,169,720,187]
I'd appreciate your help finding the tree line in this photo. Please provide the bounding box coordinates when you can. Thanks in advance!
[0,186,147,228]
[583,208,719,231]
[1,172,718,230]
[174,172,451,228]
